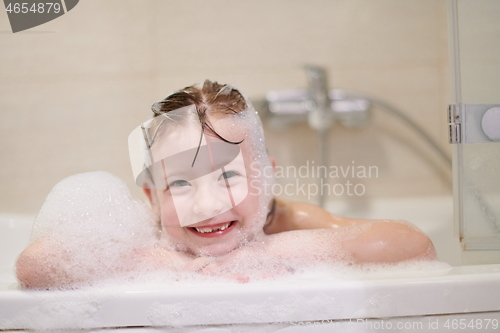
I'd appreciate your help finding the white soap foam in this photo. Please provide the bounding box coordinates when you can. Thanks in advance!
[8,170,452,330]
[206,105,276,238]
[23,171,162,289]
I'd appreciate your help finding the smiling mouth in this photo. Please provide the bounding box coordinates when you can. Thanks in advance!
[188,221,236,236]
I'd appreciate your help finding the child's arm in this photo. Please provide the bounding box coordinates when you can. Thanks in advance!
[16,240,70,289]
[202,220,437,279]
[15,239,192,289]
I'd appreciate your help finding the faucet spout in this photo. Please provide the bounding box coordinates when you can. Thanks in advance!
[304,65,334,132]
[303,65,333,208]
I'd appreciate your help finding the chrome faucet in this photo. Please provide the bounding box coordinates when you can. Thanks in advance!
[263,67,370,131]
[304,65,334,133]
[304,65,333,208]
[261,65,370,207]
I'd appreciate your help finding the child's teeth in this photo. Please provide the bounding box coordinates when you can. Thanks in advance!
[194,222,231,233]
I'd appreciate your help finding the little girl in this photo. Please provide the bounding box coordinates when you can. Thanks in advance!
[16,80,436,289]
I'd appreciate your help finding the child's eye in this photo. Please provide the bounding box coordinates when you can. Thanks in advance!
[219,171,240,181]
[168,180,191,188]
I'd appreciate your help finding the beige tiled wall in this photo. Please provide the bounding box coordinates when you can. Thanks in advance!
[0,0,451,214]
[456,0,500,104]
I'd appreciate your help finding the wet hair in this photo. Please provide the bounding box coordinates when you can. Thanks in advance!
[151,80,247,144]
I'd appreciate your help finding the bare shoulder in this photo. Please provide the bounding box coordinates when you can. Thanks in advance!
[265,198,371,234]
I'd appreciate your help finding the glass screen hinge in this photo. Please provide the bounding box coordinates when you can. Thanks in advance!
[448,104,461,144]
[447,104,500,144]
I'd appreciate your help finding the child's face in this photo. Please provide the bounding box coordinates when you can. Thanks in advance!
[146,117,268,257]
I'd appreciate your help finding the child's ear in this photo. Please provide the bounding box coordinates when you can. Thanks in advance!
[143,187,160,216]
[269,156,277,173]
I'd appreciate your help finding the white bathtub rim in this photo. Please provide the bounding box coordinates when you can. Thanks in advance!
[2,263,500,330]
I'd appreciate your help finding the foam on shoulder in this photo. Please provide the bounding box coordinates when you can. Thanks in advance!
[26,171,159,288]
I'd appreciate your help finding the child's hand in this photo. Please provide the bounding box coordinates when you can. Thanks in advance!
[131,246,193,271]
[176,256,247,283]
[193,243,294,282]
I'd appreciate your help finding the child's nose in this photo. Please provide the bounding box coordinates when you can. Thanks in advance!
[192,186,225,217]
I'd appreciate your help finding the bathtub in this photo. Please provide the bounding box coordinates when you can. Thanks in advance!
[1,196,500,332]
